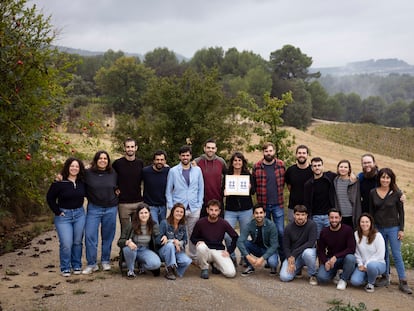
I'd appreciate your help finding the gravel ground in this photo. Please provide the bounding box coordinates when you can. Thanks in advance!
[1,229,413,311]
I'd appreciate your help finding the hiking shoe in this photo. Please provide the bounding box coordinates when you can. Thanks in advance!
[375,274,390,287]
[364,283,375,293]
[61,271,71,277]
[102,263,111,271]
[82,265,99,275]
[336,279,347,290]
[200,269,209,279]
[241,266,255,277]
[399,280,413,294]
[127,270,136,280]
[309,276,318,286]
[165,266,176,280]
[73,268,82,275]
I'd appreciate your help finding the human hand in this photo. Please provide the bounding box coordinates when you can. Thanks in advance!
[221,250,230,257]
[398,231,404,240]
[160,235,168,245]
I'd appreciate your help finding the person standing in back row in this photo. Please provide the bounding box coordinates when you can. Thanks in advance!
[195,139,227,218]
[253,142,286,264]
[112,138,144,233]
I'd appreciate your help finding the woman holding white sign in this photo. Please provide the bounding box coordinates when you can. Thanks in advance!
[224,152,255,266]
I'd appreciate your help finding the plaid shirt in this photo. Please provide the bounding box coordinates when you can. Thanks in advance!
[252,158,285,207]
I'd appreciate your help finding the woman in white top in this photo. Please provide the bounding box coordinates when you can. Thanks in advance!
[350,213,386,293]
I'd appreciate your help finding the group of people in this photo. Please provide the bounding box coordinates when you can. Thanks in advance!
[46,139,412,294]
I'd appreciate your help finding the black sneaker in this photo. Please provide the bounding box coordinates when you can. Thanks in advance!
[241,266,255,277]
[269,267,277,275]
[211,264,221,274]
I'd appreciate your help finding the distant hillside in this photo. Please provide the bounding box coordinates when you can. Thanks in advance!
[55,46,188,62]
[311,58,414,76]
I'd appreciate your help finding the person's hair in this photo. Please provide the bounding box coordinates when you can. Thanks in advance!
[253,204,265,213]
[295,145,309,154]
[262,142,275,151]
[90,150,112,172]
[207,199,221,209]
[336,159,351,176]
[61,157,85,182]
[311,157,323,164]
[204,138,216,146]
[167,203,186,226]
[153,149,167,161]
[228,151,250,175]
[132,202,155,235]
[123,137,136,147]
[377,167,399,192]
[328,208,341,217]
[361,153,375,163]
[356,213,377,244]
[293,205,308,214]
[179,145,192,155]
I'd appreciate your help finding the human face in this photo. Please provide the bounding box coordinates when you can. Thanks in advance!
[97,153,108,170]
[379,173,391,188]
[253,207,265,225]
[173,207,185,222]
[179,151,192,166]
[204,142,217,159]
[328,212,342,230]
[311,161,323,177]
[232,156,243,171]
[68,160,80,178]
[361,156,375,174]
[138,208,150,224]
[153,154,166,171]
[296,148,308,165]
[263,146,275,163]
[293,211,308,226]
[337,162,350,177]
[124,141,137,157]
[359,216,371,234]
[207,204,221,222]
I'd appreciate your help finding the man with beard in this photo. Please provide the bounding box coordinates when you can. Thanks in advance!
[112,138,144,232]
[317,209,356,290]
[358,154,379,214]
[279,205,318,285]
[142,150,169,224]
[252,142,286,264]
[166,145,204,261]
[191,199,238,279]
[195,139,227,218]
[237,204,279,276]
[285,145,313,224]
[304,157,336,238]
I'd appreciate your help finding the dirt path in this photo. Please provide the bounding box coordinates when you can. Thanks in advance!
[1,125,414,311]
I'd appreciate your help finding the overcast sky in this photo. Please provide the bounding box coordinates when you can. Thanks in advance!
[29,0,414,67]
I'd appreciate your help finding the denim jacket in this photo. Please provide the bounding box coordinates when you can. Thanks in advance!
[159,219,188,250]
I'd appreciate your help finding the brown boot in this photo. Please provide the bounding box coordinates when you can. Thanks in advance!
[165,266,176,280]
[399,280,412,294]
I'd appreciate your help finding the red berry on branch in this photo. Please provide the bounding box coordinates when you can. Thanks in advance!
[25,153,31,161]
[17,60,23,65]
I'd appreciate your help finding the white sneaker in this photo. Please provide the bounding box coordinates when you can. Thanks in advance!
[336,279,347,290]
[102,263,111,271]
[73,269,82,275]
[61,271,71,277]
[82,265,99,275]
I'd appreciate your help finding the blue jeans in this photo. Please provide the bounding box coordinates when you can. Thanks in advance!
[378,226,406,279]
[350,261,386,286]
[280,248,317,282]
[84,203,117,267]
[265,204,285,261]
[243,240,278,269]
[54,207,85,272]
[149,205,167,225]
[158,242,192,277]
[224,209,252,259]
[317,254,356,284]
[123,246,161,272]
[312,215,329,239]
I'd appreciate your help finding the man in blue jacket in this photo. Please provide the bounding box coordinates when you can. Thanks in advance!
[237,204,279,276]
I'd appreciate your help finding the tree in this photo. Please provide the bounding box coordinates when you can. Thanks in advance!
[360,96,386,124]
[308,80,329,119]
[144,47,184,77]
[95,56,155,115]
[282,80,312,129]
[189,47,224,72]
[384,100,409,128]
[0,0,71,217]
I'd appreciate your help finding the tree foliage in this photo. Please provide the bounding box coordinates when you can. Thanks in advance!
[0,0,72,217]
[144,47,184,77]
